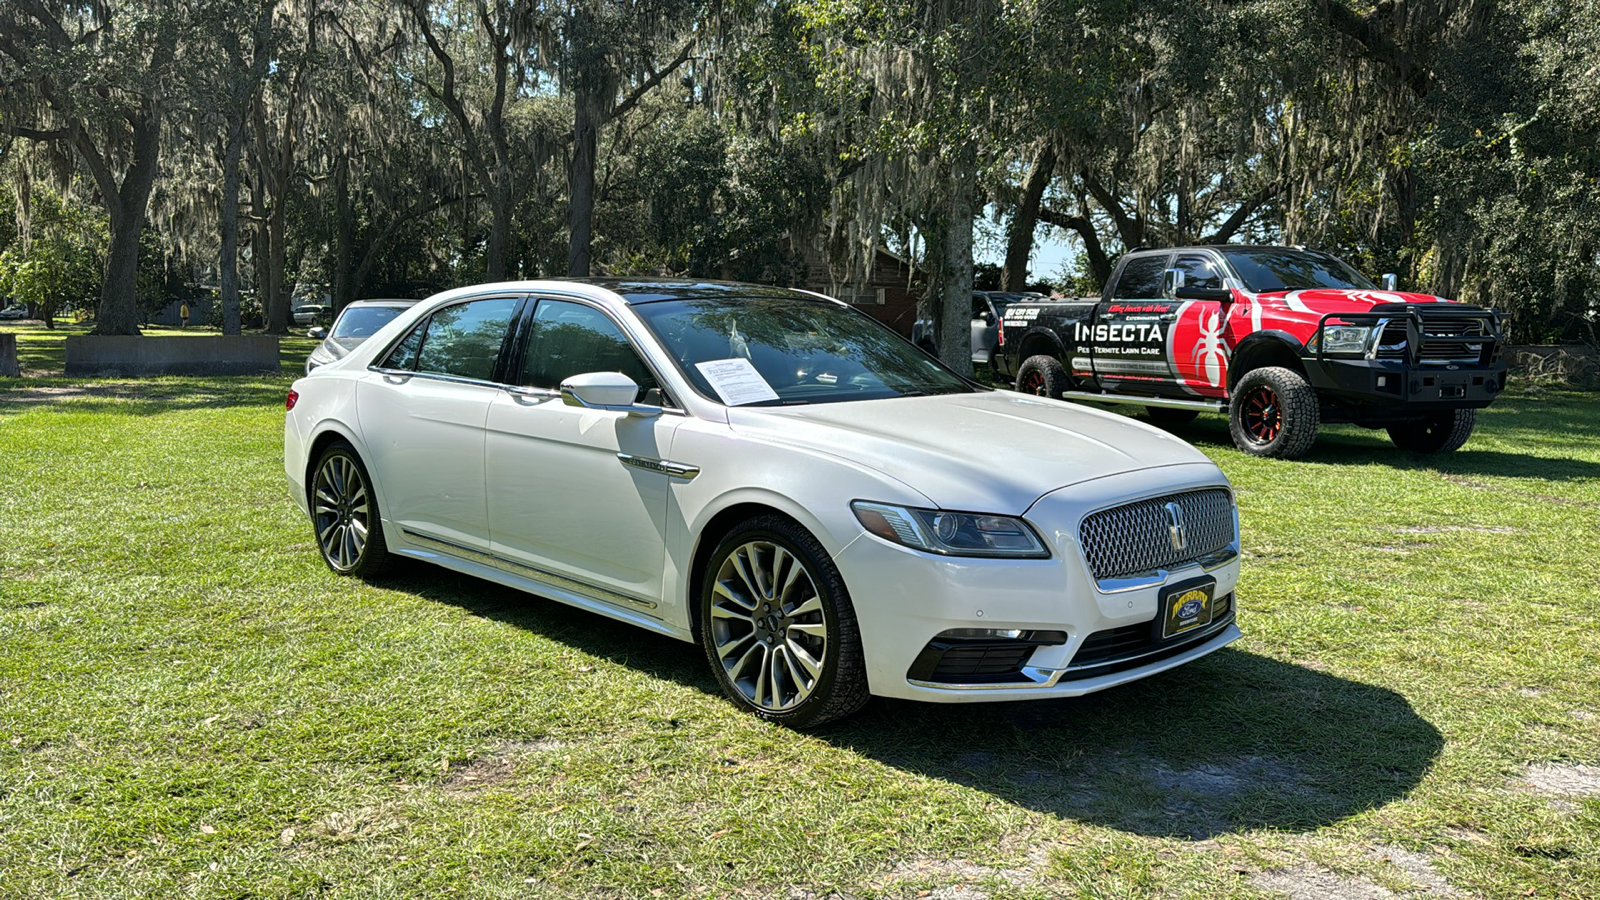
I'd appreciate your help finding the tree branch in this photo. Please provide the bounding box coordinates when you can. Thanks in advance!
[608,40,695,124]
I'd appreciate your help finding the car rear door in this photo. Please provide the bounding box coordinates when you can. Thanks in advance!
[1090,253,1176,393]
[484,297,683,610]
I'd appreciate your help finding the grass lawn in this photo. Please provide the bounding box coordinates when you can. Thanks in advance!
[1,338,1596,897]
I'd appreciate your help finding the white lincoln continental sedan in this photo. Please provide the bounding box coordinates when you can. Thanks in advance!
[284,280,1242,726]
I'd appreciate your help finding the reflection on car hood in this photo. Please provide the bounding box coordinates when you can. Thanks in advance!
[727,391,1214,514]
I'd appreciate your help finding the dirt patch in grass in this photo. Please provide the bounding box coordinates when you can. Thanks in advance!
[1521,762,1600,797]
[1251,845,1461,899]
[443,739,570,792]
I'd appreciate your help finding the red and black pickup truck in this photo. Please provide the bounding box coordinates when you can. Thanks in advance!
[994,246,1507,458]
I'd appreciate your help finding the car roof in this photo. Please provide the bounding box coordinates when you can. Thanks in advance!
[343,298,421,308]
[571,278,817,305]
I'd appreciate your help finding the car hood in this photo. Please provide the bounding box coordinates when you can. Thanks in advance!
[1252,288,1459,315]
[726,391,1214,514]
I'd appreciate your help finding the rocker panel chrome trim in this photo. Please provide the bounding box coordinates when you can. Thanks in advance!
[400,527,659,611]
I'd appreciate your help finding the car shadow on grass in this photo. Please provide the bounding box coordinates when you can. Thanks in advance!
[0,376,295,415]
[403,566,1442,841]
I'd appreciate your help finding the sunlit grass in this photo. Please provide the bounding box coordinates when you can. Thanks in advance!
[0,377,1595,898]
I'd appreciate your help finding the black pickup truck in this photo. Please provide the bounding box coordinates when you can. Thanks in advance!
[994,246,1507,458]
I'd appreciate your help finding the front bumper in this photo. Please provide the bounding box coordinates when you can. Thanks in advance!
[835,465,1241,703]
[1304,357,1507,410]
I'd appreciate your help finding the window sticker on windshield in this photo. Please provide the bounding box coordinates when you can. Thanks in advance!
[695,358,780,406]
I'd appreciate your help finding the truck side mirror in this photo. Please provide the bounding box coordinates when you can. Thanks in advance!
[1175,284,1233,302]
[1381,273,1398,291]
[1161,268,1186,299]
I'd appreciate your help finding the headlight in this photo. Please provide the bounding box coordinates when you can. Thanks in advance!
[851,501,1050,558]
[1316,324,1377,357]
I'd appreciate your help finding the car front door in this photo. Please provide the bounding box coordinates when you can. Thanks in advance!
[1168,253,1231,397]
[357,295,523,552]
[484,297,683,610]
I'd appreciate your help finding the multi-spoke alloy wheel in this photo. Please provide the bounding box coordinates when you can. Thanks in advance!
[1241,385,1281,444]
[310,442,389,576]
[699,516,868,727]
[709,540,827,711]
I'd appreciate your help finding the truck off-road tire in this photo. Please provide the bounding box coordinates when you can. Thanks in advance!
[1144,407,1200,427]
[1228,366,1320,459]
[1016,355,1071,399]
[1387,409,1476,453]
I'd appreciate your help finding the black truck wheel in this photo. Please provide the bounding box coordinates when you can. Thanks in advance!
[1144,407,1199,427]
[1387,409,1476,453]
[1016,355,1071,398]
[1228,366,1320,459]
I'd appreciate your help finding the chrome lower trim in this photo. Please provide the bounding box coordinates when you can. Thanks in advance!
[1059,391,1226,412]
[616,453,700,480]
[906,619,1239,691]
[1093,544,1240,594]
[400,528,658,611]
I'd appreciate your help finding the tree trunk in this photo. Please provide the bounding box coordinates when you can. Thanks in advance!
[938,154,976,379]
[219,123,245,336]
[1002,143,1056,291]
[89,102,162,336]
[568,71,602,278]
[332,152,353,311]
[487,173,510,280]
[265,204,289,333]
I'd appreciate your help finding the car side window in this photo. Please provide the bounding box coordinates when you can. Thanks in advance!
[379,323,425,371]
[1111,256,1170,299]
[379,297,518,380]
[1176,255,1224,290]
[971,294,989,319]
[520,299,660,396]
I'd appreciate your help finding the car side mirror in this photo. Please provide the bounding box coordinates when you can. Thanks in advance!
[1162,268,1185,299]
[1381,273,1398,291]
[307,327,327,339]
[560,372,663,418]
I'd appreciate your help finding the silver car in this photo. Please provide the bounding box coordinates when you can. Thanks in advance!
[304,299,419,375]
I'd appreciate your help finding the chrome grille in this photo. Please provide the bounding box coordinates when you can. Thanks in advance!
[1375,318,1489,362]
[1078,489,1235,581]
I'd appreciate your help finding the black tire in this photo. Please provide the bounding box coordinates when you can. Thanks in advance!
[1144,407,1200,427]
[309,441,391,577]
[1387,409,1476,453]
[1228,366,1320,459]
[699,515,869,728]
[1016,354,1071,398]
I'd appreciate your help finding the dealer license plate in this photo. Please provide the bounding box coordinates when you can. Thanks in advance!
[1160,579,1215,639]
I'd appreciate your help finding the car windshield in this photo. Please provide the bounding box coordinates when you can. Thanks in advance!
[330,306,405,339]
[632,296,977,406]
[1220,248,1376,292]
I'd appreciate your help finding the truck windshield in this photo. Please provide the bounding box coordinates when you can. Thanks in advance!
[632,296,977,406]
[1221,248,1376,292]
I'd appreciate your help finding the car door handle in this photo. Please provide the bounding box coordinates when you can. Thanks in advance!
[503,384,560,404]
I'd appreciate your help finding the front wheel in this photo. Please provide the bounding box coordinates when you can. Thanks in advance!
[1388,409,1476,453]
[699,516,869,728]
[1016,354,1071,398]
[1228,366,1320,459]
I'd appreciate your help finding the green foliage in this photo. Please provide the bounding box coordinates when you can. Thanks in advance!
[0,189,104,325]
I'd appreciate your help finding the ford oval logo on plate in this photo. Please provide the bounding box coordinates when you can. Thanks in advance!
[1161,579,1216,639]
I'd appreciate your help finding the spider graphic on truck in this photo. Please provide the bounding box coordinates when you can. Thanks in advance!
[994,246,1507,459]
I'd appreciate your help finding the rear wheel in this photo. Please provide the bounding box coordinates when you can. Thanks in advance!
[1144,407,1200,427]
[310,441,391,577]
[1228,366,1320,459]
[699,516,868,728]
[1388,409,1476,453]
[1016,354,1071,398]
